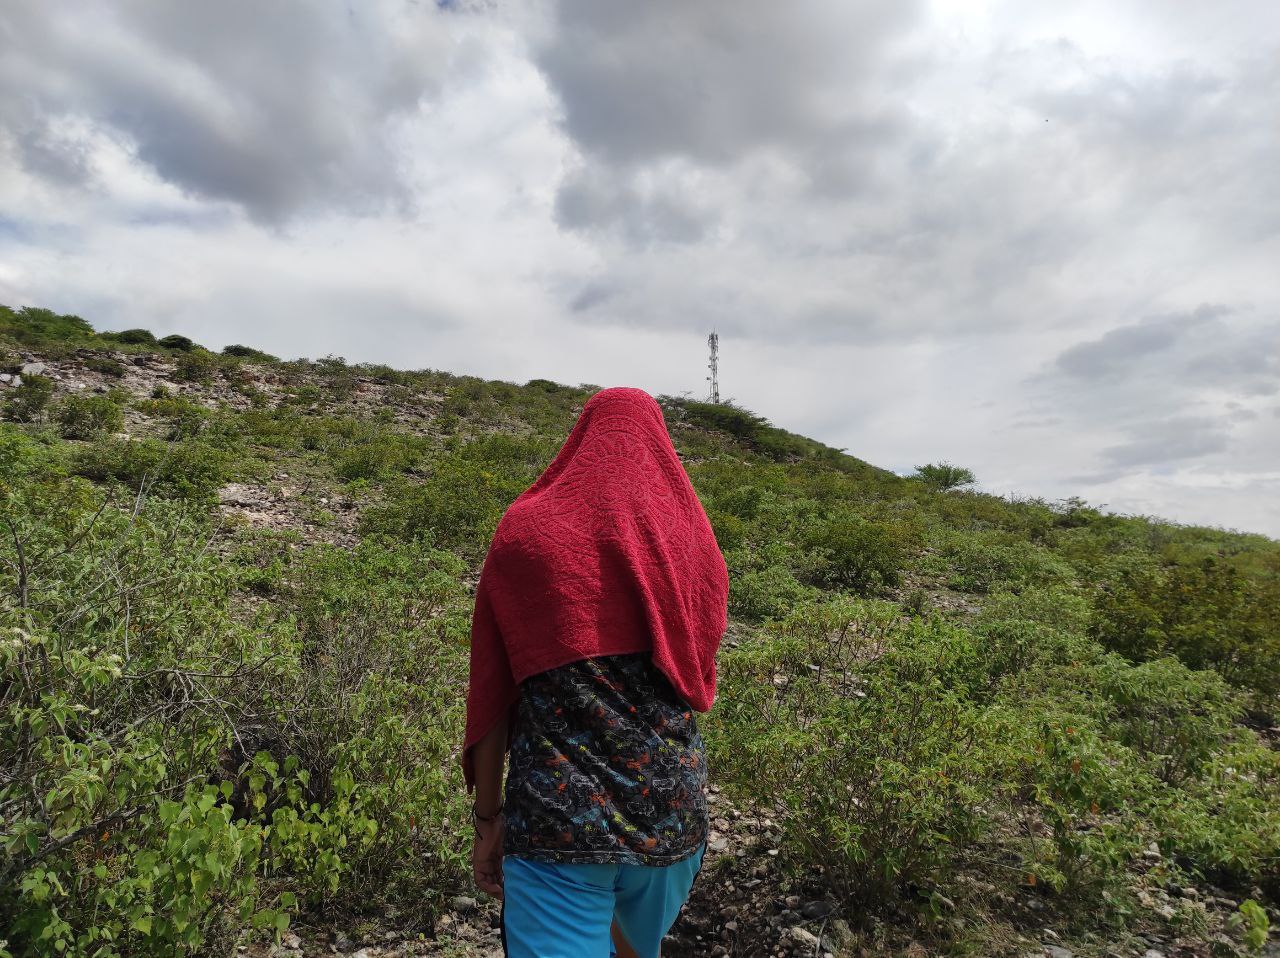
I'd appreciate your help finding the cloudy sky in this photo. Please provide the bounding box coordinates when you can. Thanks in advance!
[2,0,1278,538]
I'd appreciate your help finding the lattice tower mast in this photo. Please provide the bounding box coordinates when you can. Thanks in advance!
[706,331,720,403]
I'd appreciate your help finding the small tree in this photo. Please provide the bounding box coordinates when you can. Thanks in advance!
[910,461,976,491]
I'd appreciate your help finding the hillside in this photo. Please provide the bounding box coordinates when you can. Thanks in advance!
[2,303,1279,958]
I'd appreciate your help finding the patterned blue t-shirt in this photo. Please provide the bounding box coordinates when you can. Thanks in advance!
[501,651,709,866]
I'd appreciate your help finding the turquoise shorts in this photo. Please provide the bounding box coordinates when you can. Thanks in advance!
[500,841,707,958]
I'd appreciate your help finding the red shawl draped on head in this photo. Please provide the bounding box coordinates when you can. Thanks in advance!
[461,386,730,793]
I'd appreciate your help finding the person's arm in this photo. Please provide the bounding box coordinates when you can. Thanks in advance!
[471,710,510,817]
[470,708,511,898]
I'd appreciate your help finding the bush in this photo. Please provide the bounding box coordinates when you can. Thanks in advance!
[252,538,472,912]
[107,328,158,346]
[726,551,818,622]
[0,472,481,953]
[708,598,1013,904]
[1090,555,1280,700]
[0,490,296,955]
[83,356,127,378]
[799,514,906,594]
[223,344,277,361]
[173,349,220,384]
[1016,718,1150,897]
[55,393,125,440]
[359,432,554,555]
[1152,741,1280,895]
[0,305,95,348]
[72,436,232,503]
[3,374,55,423]
[680,399,816,462]
[1097,656,1240,786]
[157,334,196,352]
[925,530,1075,595]
[134,396,210,440]
[333,434,427,482]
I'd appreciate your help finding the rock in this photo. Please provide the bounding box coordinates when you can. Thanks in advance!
[0,373,19,388]
[451,895,478,913]
[1143,842,1163,860]
[1142,950,1165,958]
[20,362,47,375]
[282,932,302,949]
[791,926,821,947]
[1043,945,1073,958]
[823,918,855,952]
[801,900,834,919]
[1179,886,1200,899]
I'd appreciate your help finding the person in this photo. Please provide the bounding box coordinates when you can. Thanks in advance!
[461,386,730,958]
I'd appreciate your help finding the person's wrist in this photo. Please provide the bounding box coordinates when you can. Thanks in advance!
[472,800,504,833]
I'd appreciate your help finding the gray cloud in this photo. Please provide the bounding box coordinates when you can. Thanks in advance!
[555,164,713,245]
[1044,305,1280,401]
[532,0,922,240]
[534,0,921,168]
[1053,305,1228,382]
[1100,415,1232,468]
[0,0,456,222]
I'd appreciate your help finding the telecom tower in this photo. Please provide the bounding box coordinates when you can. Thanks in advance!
[706,331,720,403]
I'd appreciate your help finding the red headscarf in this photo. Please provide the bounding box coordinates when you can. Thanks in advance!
[461,386,729,793]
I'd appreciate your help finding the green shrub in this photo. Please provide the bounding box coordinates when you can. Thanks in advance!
[72,436,231,503]
[359,432,554,554]
[705,509,747,551]
[55,393,125,439]
[333,434,426,481]
[925,530,1075,595]
[1090,555,1280,700]
[709,599,1014,904]
[726,551,818,622]
[83,356,127,378]
[0,491,296,955]
[173,348,220,384]
[1097,656,1239,785]
[3,374,55,423]
[254,537,472,912]
[1148,741,1280,896]
[223,344,277,361]
[680,399,816,462]
[0,305,95,348]
[134,396,210,440]
[157,334,196,351]
[1017,719,1150,897]
[107,328,158,346]
[799,514,906,594]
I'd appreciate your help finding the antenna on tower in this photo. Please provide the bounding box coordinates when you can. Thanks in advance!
[706,331,720,403]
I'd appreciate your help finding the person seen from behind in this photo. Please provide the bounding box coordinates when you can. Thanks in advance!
[461,386,730,957]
